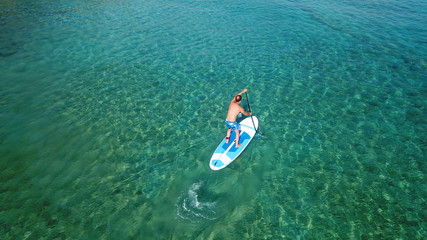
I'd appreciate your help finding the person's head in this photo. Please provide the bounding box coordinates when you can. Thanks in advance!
[235,95,242,103]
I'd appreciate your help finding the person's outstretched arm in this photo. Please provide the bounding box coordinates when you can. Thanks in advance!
[237,89,247,96]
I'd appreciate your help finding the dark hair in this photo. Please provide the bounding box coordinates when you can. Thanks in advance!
[235,95,242,102]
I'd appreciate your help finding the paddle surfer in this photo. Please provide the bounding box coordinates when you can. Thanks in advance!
[225,89,252,147]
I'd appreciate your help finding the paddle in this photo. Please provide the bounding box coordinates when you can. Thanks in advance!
[245,92,263,140]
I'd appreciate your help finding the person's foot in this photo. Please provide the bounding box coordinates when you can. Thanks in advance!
[225,137,230,144]
[235,143,242,148]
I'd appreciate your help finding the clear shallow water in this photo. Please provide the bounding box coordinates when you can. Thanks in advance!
[0,0,426,239]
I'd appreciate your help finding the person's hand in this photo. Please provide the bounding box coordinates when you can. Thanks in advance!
[243,89,248,93]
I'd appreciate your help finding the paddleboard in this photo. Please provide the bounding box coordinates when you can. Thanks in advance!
[210,116,259,170]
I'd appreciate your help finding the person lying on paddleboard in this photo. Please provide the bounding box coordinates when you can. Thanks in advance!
[225,89,252,148]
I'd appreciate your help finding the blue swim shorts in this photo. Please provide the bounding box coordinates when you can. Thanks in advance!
[225,120,239,131]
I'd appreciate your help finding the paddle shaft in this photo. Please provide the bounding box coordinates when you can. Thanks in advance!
[245,92,258,134]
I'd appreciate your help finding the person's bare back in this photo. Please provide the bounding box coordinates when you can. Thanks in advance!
[226,101,244,122]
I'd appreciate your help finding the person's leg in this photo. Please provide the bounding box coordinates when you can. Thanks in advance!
[226,128,232,143]
[235,129,242,148]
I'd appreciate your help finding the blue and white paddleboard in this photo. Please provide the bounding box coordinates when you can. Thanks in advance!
[210,116,259,170]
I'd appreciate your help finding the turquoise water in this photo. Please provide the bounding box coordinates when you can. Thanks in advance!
[1,0,426,238]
